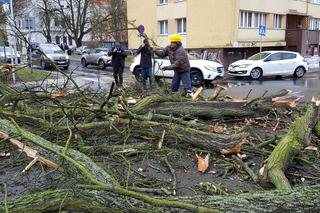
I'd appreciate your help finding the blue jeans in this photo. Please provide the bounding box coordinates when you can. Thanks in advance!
[141,67,152,79]
[171,71,192,93]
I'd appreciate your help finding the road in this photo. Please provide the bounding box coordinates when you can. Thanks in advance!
[210,70,320,101]
[29,59,320,101]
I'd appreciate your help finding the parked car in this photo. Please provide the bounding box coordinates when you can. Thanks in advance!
[28,43,70,70]
[81,48,112,69]
[0,46,21,64]
[130,54,224,86]
[228,51,308,79]
[75,46,90,55]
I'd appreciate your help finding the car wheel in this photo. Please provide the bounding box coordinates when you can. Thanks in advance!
[98,60,106,69]
[41,60,47,70]
[134,67,143,82]
[190,70,203,86]
[293,66,305,78]
[250,68,263,80]
[64,66,69,70]
[81,58,87,67]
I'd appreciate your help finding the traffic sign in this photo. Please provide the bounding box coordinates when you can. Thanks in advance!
[137,25,145,33]
[0,0,10,3]
[259,25,266,36]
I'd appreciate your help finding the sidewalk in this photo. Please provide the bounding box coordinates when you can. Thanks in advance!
[308,67,320,73]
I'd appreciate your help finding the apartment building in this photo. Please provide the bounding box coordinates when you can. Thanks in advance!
[127,0,320,66]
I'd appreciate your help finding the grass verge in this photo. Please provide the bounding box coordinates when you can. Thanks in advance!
[15,66,52,82]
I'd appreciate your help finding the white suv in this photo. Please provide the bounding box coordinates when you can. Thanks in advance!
[130,54,224,86]
[228,51,308,79]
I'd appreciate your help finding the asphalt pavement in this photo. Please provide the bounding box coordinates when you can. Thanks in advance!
[23,58,320,101]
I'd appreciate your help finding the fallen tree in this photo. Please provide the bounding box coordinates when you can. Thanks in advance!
[265,97,320,191]
[1,79,319,213]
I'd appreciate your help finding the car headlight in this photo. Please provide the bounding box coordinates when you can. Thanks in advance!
[238,64,251,68]
[66,55,69,60]
[204,65,217,71]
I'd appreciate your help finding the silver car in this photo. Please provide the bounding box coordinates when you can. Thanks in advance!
[81,48,111,69]
[0,46,21,64]
[28,43,70,70]
[75,46,90,55]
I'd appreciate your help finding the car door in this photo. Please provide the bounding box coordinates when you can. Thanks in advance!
[262,53,283,76]
[86,49,97,63]
[153,56,174,78]
[281,53,298,75]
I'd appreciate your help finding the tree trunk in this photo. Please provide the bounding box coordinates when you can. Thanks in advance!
[266,100,320,191]
[3,184,320,213]
[131,95,272,120]
[58,119,247,152]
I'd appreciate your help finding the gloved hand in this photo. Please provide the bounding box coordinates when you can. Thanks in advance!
[161,66,169,71]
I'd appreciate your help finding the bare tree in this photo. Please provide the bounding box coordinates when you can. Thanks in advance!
[34,0,59,43]
[53,0,93,47]
[0,5,7,43]
[108,0,127,42]
[91,0,127,43]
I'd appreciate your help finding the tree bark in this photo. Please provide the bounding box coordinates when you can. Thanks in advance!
[3,184,320,213]
[266,101,320,191]
[59,119,247,152]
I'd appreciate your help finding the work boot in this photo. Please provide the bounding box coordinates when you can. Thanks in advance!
[186,92,194,98]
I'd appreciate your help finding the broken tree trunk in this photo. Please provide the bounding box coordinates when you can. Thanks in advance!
[0,118,220,213]
[135,101,272,120]
[265,97,320,191]
[3,184,320,212]
[58,119,247,153]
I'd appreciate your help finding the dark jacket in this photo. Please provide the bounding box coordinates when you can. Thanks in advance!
[137,44,153,68]
[154,43,190,73]
[108,45,127,68]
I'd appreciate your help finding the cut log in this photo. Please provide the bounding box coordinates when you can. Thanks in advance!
[265,98,320,191]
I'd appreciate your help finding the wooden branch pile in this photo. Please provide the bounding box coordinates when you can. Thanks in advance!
[0,81,319,213]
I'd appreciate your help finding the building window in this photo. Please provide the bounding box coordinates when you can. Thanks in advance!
[309,18,320,30]
[239,11,267,28]
[159,0,167,4]
[177,18,186,34]
[309,0,320,4]
[22,17,35,29]
[273,15,282,29]
[159,20,168,35]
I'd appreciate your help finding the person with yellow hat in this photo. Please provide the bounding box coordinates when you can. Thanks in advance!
[154,34,193,96]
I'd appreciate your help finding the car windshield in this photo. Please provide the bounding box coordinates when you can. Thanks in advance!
[40,44,64,54]
[248,52,271,60]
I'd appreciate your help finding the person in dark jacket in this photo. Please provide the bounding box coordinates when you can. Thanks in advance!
[108,42,127,86]
[154,34,193,96]
[137,39,153,90]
